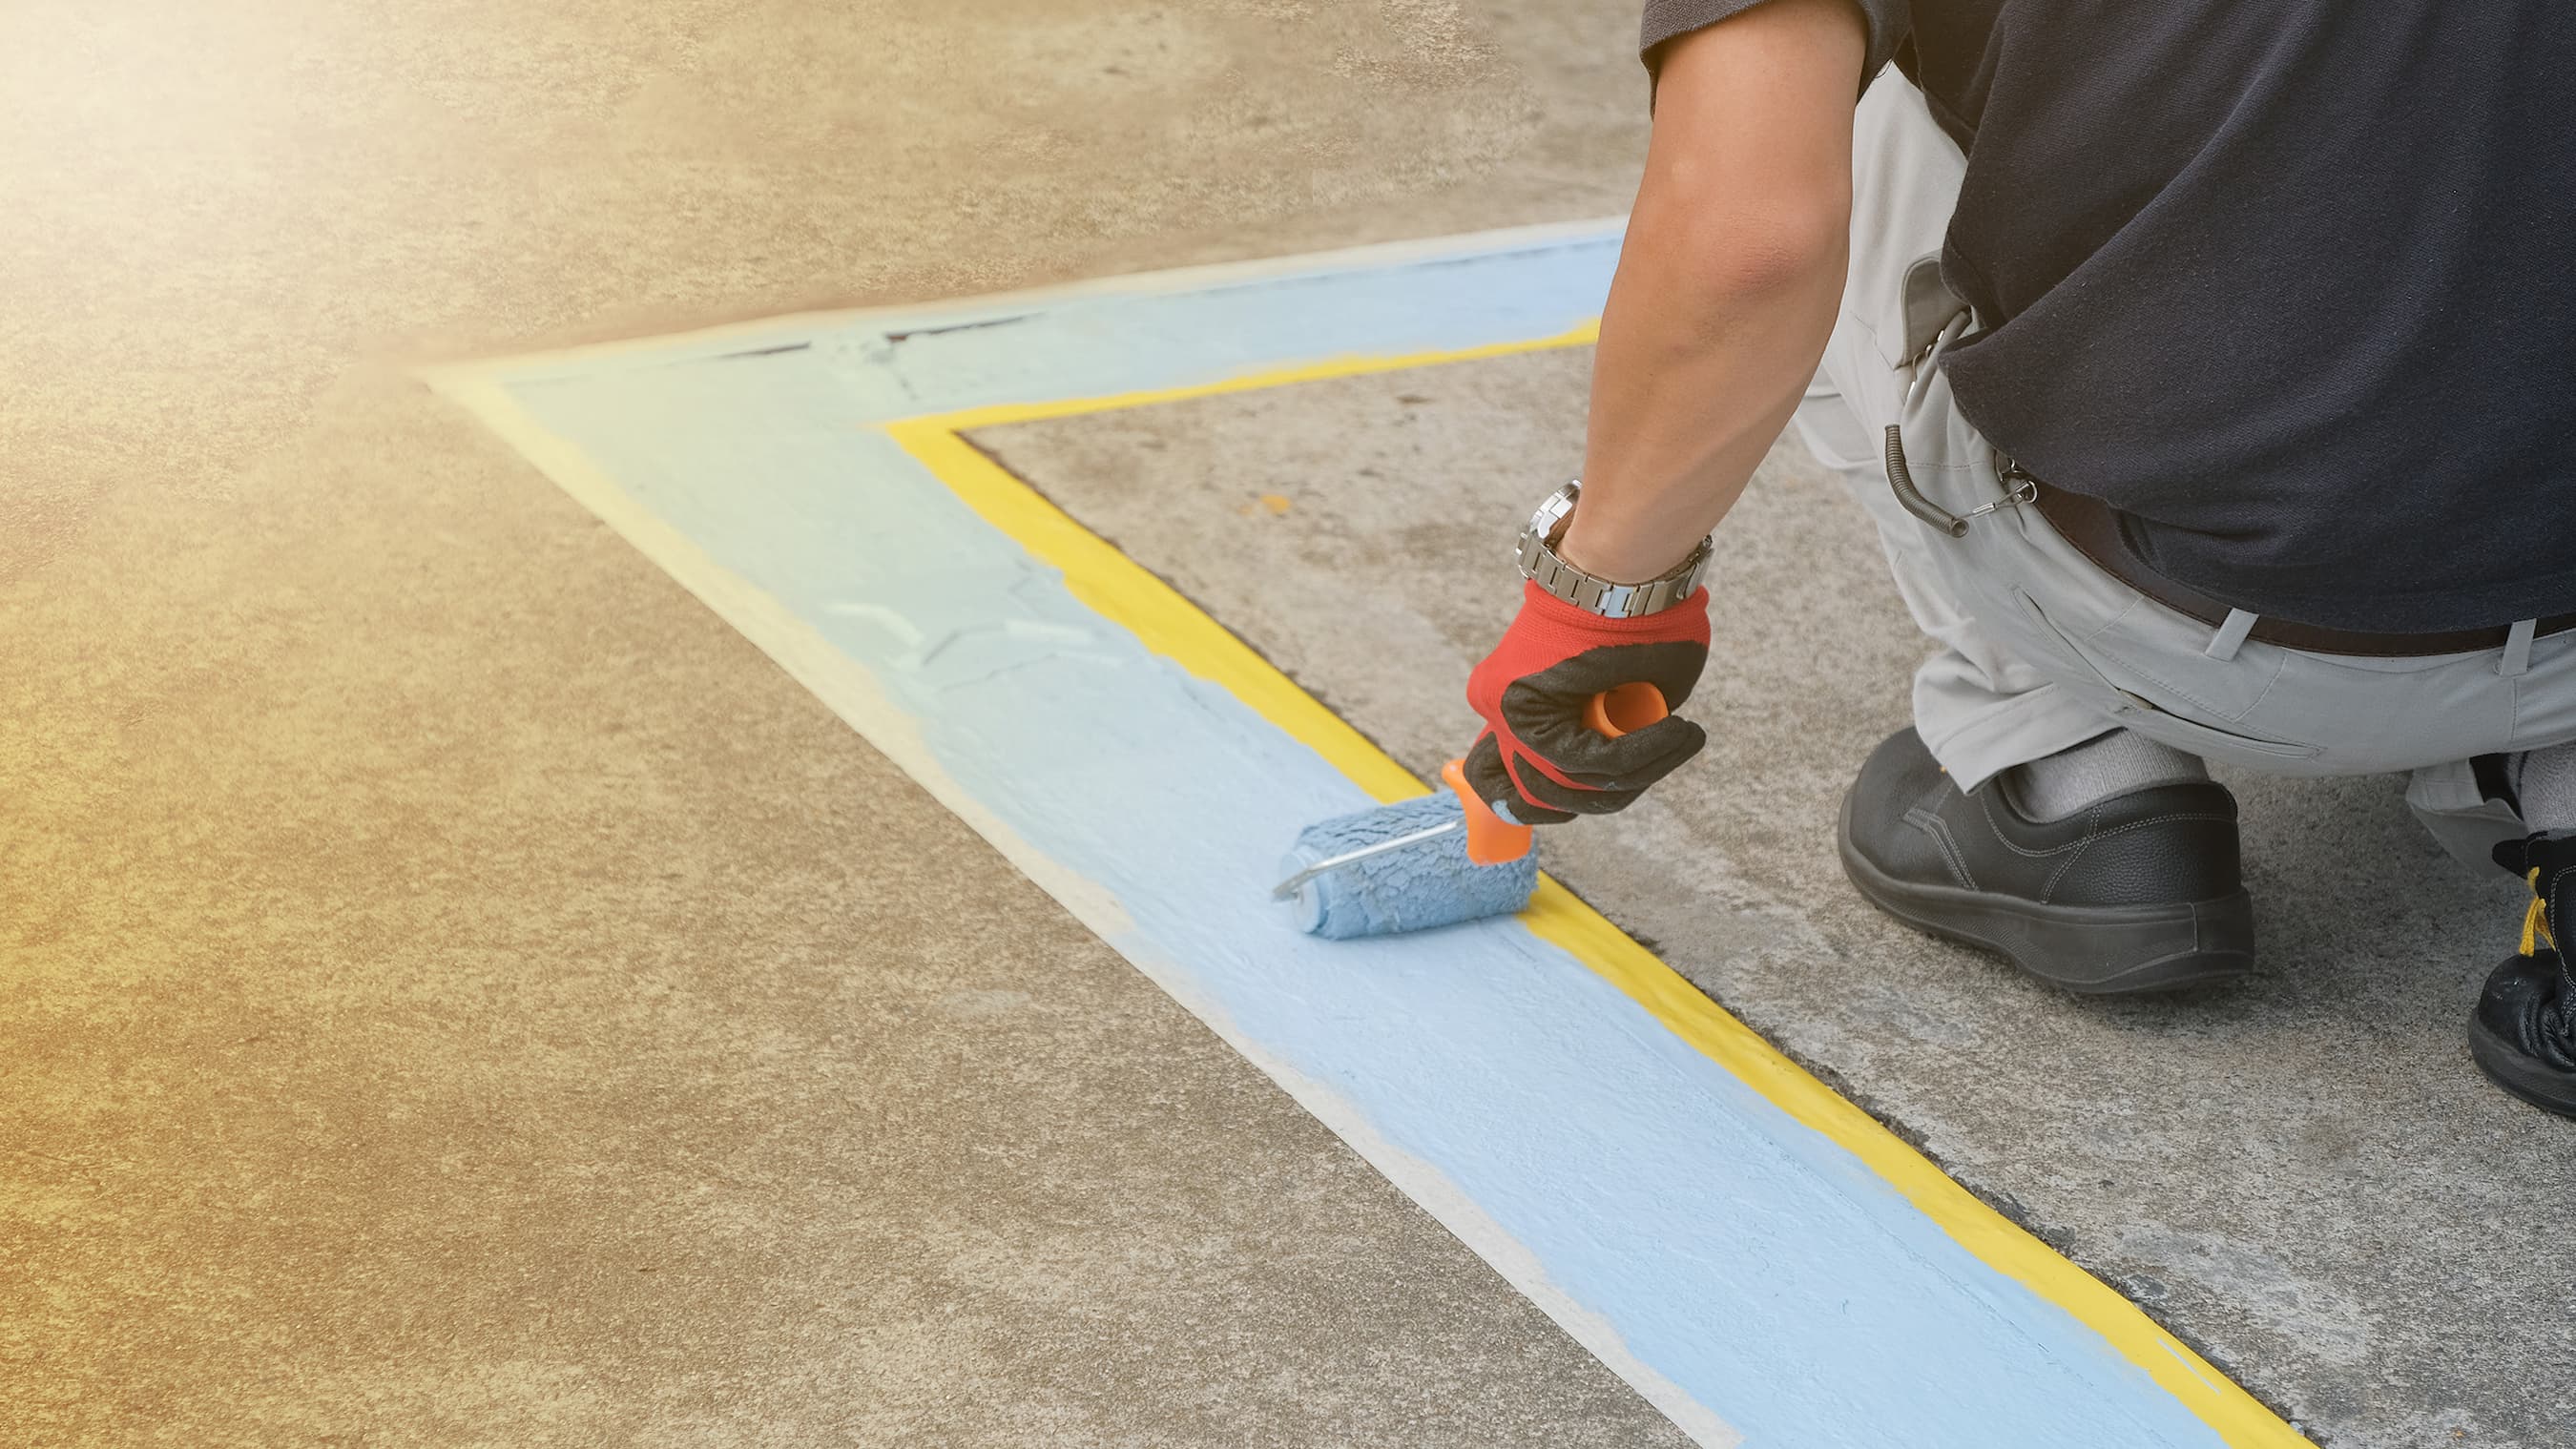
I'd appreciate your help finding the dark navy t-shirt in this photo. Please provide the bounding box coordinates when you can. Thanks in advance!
[1642,0,2576,632]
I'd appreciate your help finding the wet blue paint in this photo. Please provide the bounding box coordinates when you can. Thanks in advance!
[478,234,2235,1448]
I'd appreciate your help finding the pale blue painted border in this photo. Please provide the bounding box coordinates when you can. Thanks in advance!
[444,228,2241,1448]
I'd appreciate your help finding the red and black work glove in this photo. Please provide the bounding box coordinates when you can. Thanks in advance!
[1463,581,1712,825]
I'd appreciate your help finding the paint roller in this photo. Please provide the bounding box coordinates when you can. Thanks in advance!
[1273,682,1669,939]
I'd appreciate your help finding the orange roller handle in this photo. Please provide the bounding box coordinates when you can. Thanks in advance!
[1584,680,1670,738]
[1441,758,1531,866]
[1443,682,1670,866]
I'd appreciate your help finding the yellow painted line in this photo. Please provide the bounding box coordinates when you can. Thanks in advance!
[916,321,1602,437]
[887,333,2313,1449]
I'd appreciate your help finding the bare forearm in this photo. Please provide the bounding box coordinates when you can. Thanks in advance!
[1555,0,1863,585]
[1561,214,1848,581]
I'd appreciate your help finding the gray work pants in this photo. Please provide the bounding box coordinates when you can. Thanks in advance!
[1792,72,2561,872]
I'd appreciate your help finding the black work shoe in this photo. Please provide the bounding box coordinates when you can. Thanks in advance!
[2470,834,2576,1118]
[1836,727,2254,993]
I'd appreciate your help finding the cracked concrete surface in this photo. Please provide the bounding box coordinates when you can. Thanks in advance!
[974,349,2576,1449]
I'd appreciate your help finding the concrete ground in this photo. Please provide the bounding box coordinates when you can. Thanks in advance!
[976,352,2576,1447]
[2,4,1687,1445]
[2,1,2560,1446]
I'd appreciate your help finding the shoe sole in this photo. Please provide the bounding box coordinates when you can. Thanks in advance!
[1836,789,2255,994]
[2466,1014,2576,1118]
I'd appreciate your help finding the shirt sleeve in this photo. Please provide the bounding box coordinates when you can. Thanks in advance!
[1640,0,1907,96]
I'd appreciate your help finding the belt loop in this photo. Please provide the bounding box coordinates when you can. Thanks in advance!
[2501,618,2537,677]
[2204,609,2258,662]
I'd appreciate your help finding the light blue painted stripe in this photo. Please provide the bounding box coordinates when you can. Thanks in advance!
[472,238,2234,1448]
[500,226,1625,422]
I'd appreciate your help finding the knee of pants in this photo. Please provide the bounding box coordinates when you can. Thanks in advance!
[2407,761,2526,876]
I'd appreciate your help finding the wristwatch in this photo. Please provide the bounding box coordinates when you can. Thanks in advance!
[1514,482,1712,617]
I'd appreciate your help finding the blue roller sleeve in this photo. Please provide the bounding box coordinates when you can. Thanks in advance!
[1281,792,1542,940]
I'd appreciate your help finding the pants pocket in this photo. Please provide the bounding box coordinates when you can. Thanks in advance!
[2009,590,2324,762]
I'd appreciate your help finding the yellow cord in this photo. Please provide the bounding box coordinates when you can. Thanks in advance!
[2523,866,2551,956]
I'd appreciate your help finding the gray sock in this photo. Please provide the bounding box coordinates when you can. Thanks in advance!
[2002,728,2209,822]
[2510,741,2576,832]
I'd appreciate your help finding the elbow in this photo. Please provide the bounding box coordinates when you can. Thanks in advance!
[1633,186,1850,305]
[1712,205,1849,299]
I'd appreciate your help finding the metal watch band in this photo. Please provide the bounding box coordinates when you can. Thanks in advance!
[1513,481,1711,618]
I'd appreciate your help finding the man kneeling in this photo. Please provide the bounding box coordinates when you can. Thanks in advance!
[1454,0,2576,1115]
